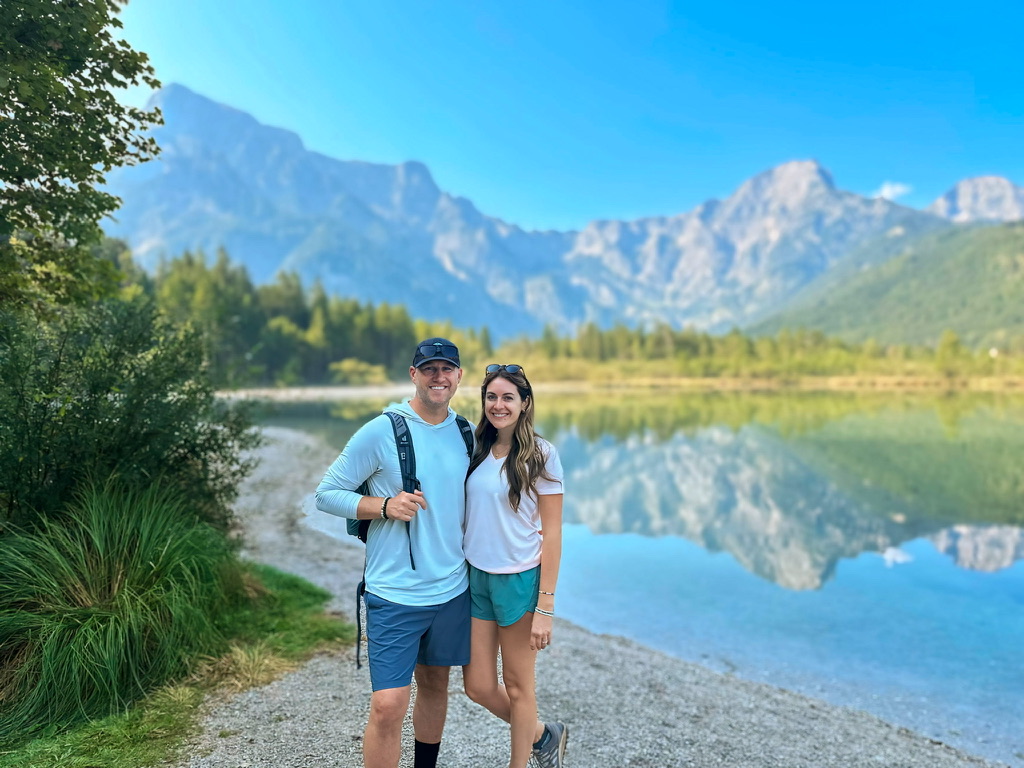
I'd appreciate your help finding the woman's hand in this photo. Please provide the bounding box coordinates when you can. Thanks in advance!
[531,611,553,651]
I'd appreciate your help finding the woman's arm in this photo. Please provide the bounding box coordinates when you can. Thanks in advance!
[532,492,563,651]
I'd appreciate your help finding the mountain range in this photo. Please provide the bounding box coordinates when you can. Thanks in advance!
[103,84,1024,341]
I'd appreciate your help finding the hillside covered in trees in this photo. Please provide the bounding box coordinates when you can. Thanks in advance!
[109,242,1024,387]
[754,223,1024,348]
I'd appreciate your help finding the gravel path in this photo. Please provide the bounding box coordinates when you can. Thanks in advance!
[174,427,1009,768]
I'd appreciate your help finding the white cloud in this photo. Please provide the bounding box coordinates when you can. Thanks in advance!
[871,181,913,201]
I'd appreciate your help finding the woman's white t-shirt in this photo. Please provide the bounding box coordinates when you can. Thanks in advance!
[464,438,564,574]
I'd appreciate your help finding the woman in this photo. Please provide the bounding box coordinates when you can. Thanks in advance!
[463,364,568,768]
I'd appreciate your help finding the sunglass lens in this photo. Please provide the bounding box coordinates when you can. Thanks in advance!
[420,344,458,358]
[485,364,524,374]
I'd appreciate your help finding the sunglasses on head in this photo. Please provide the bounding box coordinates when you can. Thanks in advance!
[485,364,524,374]
[418,343,459,358]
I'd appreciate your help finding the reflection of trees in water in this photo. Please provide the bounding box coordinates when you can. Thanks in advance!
[545,393,1024,589]
[788,405,1024,527]
[537,390,1024,443]
[539,390,882,441]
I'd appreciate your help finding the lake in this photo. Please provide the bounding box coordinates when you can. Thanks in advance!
[259,390,1024,767]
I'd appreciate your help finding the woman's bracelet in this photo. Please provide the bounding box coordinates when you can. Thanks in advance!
[538,591,555,596]
[380,497,391,519]
[535,607,555,617]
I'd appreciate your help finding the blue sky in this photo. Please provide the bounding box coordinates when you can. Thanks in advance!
[118,0,1024,232]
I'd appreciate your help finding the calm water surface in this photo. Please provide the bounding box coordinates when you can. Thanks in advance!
[260,392,1024,767]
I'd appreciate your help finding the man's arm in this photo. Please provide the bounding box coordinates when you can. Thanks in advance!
[314,417,428,521]
[314,419,385,519]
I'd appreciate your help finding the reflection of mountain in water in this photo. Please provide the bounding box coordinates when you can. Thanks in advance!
[930,525,1024,571]
[552,400,1024,590]
[558,426,912,590]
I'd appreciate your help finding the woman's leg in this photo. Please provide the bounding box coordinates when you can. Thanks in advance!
[498,613,545,768]
[463,617,510,720]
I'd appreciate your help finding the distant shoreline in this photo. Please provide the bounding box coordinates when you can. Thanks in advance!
[219,375,1024,403]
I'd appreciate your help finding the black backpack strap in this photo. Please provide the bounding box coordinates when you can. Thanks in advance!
[384,412,417,570]
[386,411,419,494]
[455,415,474,459]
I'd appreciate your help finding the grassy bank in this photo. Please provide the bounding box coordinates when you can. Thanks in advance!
[0,565,353,768]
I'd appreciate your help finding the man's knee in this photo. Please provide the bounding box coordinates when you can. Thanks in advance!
[414,664,450,696]
[369,687,411,728]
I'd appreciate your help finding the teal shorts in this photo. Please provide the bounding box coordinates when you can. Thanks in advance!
[469,564,540,627]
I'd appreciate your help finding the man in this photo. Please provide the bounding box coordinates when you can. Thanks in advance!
[315,338,471,768]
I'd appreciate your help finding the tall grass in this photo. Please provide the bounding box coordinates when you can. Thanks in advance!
[0,481,247,746]
[0,566,355,768]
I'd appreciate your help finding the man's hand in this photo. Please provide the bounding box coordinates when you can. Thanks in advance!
[387,489,427,521]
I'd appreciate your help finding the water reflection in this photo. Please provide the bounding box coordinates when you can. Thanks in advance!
[535,392,1024,589]
[931,525,1024,571]
[553,425,906,590]
[258,391,1024,589]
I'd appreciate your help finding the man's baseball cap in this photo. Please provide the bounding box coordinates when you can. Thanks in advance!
[412,337,461,368]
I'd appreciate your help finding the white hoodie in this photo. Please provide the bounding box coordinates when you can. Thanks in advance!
[314,400,470,605]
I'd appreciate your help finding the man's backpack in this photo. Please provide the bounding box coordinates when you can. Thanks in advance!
[349,411,473,668]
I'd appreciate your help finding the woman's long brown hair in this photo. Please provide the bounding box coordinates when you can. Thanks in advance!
[467,367,554,512]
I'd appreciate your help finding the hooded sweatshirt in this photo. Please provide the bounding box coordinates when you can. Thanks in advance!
[314,400,470,606]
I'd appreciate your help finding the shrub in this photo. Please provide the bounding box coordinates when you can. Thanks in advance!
[328,357,390,385]
[0,481,248,746]
[0,298,260,532]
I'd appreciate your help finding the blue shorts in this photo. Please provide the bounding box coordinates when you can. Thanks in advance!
[364,588,471,692]
[469,564,540,627]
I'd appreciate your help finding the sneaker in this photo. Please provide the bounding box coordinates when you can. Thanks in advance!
[532,721,568,768]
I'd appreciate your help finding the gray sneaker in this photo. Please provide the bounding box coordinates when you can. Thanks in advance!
[532,721,568,768]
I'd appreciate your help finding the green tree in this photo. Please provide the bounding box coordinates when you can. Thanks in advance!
[1,0,161,309]
[153,250,263,386]
[935,329,965,378]
[479,326,494,357]
[644,321,676,360]
[0,298,258,532]
[576,322,604,360]
[257,316,307,386]
[257,271,308,328]
[539,324,561,360]
[304,293,331,382]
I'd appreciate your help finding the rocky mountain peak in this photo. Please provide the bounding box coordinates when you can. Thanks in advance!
[148,82,306,160]
[102,87,957,336]
[732,160,835,206]
[927,176,1024,223]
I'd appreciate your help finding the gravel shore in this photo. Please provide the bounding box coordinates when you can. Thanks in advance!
[174,426,1009,768]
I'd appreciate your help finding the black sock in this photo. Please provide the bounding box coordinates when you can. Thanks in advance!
[533,725,550,750]
[414,739,441,768]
